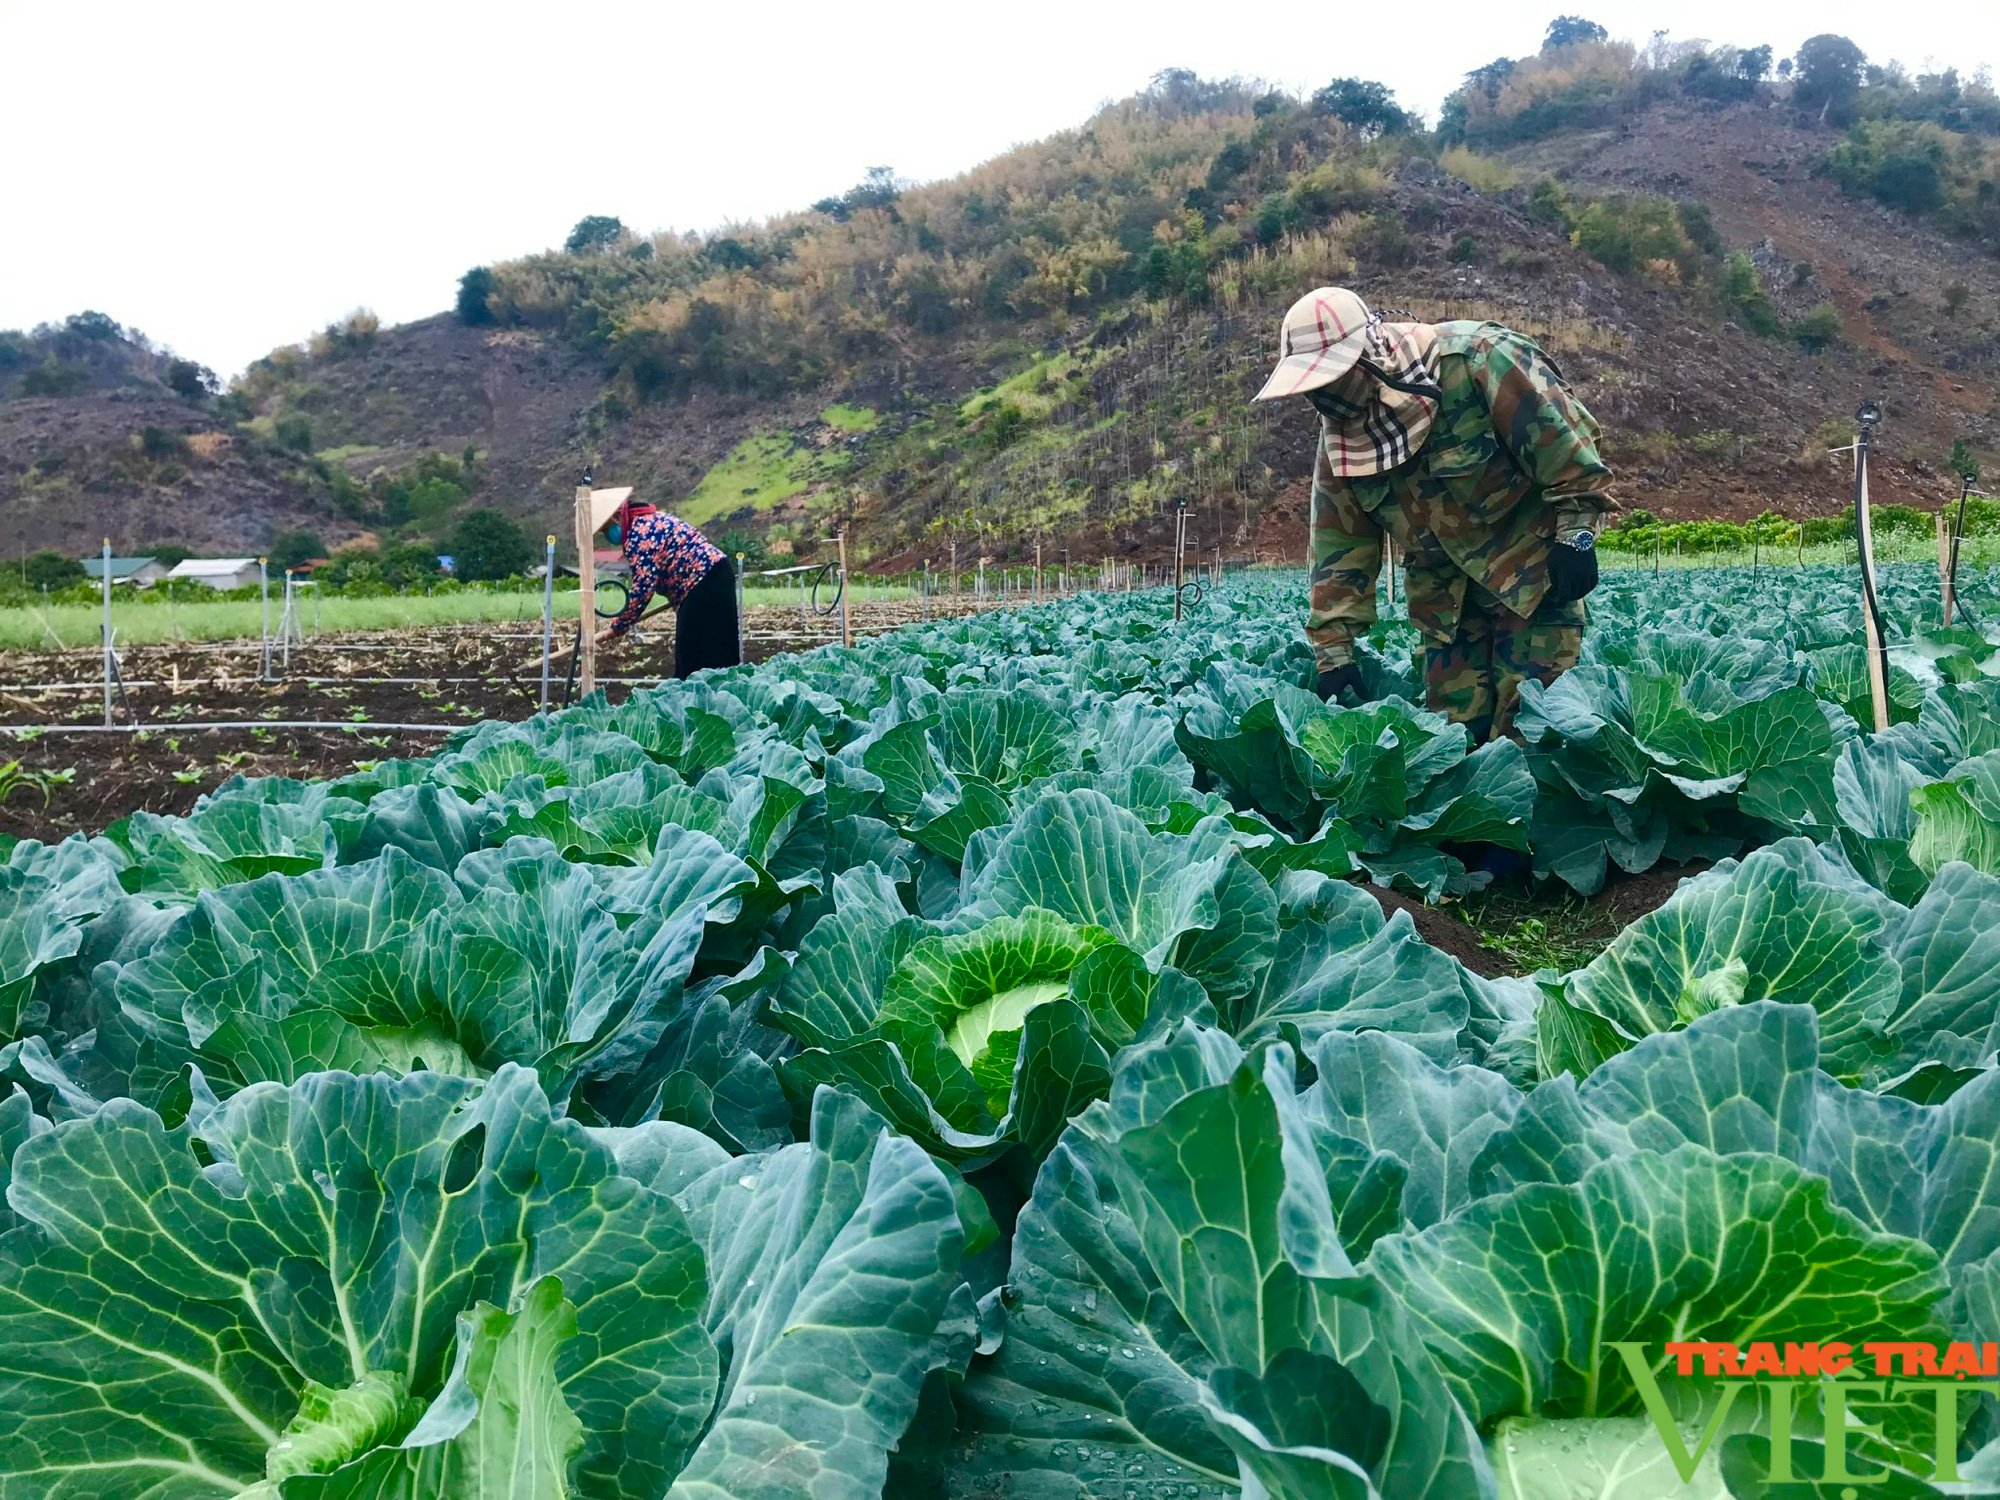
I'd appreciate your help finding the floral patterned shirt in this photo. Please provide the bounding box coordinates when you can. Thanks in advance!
[609,511,724,634]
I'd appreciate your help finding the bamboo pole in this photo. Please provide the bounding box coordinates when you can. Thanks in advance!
[573,484,596,698]
[1852,402,1890,733]
[1945,476,1974,629]
[1035,539,1043,602]
[258,557,272,682]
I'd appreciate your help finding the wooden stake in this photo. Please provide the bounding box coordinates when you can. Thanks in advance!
[1035,539,1043,602]
[574,484,596,699]
[1938,510,1955,628]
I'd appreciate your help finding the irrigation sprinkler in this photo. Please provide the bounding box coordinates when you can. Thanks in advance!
[538,535,557,713]
[1851,400,1892,733]
[837,531,852,648]
[278,571,305,670]
[259,558,272,682]
[100,539,112,726]
[734,553,747,665]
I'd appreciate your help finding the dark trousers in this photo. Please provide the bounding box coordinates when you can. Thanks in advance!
[675,558,740,678]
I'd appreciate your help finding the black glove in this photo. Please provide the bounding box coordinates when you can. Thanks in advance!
[1315,665,1365,703]
[1545,535,1599,606]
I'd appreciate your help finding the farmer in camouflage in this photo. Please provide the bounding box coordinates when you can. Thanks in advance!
[1253,287,1613,742]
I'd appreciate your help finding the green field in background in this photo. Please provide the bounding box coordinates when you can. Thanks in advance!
[0,582,918,650]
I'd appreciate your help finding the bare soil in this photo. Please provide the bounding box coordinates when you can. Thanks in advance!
[1371,886,1511,978]
[1589,858,1712,929]
[0,597,987,843]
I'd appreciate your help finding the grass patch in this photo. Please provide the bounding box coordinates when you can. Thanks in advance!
[958,351,1088,423]
[1439,147,1519,193]
[316,444,383,466]
[1453,888,1619,975]
[820,403,879,433]
[0,591,583,648]
[0,581,920,649]
[681,429,836,526]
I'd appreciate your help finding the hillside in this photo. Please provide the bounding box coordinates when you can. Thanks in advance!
[5,36,1997,568]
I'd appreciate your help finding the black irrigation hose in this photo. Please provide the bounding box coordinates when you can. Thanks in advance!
[808,562,844,618]
[593,579,631,620]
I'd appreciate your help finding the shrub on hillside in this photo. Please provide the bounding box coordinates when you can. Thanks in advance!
[164,358,217,401]
[1825,120,2000,241]
[1721,253,1781,336]
[1568,196,1691,276]
[1795,302,1845,350]
[312,310,380,360]
[1350,210,1416,268]
[136,426,188,460]
[1310,78,1415,139]
[1438,147,1518,193]
[19,361,86,397]
[456,267,496,326]
[1793,34,1867,123]
[564,215,626,254]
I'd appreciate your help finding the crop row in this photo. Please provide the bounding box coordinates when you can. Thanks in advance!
[2,565,1999,1496]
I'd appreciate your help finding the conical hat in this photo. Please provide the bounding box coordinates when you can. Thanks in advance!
[587,487,635,533]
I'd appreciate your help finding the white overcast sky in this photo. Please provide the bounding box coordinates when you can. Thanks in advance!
[3,1,1994,378]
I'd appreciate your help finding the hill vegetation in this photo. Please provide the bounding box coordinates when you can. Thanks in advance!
[3,19,1997,565]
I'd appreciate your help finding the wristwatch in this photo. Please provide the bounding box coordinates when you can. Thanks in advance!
[1558,529,1596,552]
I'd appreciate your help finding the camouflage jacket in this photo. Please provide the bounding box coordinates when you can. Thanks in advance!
[1307,320,1615,667]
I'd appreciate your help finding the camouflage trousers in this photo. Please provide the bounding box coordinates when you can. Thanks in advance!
[1422,594,1584,743]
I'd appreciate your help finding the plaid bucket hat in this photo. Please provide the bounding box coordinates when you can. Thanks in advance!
[1253,287,1443,477]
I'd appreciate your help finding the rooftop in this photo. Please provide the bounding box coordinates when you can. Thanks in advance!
[80,556,159,579]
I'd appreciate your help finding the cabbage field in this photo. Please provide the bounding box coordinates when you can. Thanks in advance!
[5,564,2000,1498]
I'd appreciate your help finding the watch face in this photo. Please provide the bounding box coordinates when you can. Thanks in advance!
[1569,530,1596,552]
